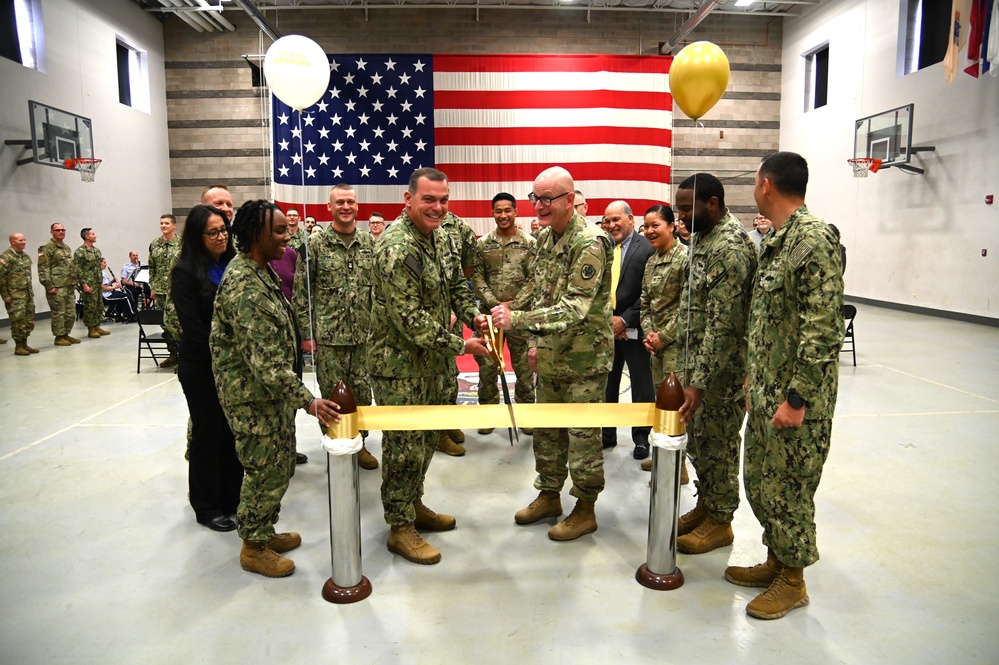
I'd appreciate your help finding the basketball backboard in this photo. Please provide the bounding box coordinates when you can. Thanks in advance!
[853,103,933,174]
[28,100,95,168]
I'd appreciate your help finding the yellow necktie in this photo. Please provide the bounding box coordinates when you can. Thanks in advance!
[611,242,622,309]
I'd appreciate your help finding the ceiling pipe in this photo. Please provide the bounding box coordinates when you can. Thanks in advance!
[659,0,722,53]
[230,0,283,40]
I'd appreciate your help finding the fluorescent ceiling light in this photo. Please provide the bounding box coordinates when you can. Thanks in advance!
[735,0,755,6]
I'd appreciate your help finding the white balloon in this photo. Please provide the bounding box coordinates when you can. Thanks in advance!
[263,35,330,110]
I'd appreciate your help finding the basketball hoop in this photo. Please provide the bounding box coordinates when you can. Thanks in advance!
[847,157,882,178]
[64,158,102,183]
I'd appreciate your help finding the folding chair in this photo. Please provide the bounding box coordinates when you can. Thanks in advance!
[841,304,857,366]
[137,308,171,373]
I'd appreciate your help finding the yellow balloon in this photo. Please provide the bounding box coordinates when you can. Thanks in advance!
[669,41,731,121]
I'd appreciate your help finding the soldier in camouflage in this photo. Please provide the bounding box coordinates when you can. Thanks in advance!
[491,166,613,543]
[148,213,181,366]
[368,168,489,565]
[284,208,308,256]
[0,232,38,355]
[471,193,536,434]
[673,173,758,556]
[211,200,341,579]
[294,184,378,469]
[724,152,844,620]
[37,223,80,346]
[638,205,689,474]
[74,228,109,338]
[435,209,479,455]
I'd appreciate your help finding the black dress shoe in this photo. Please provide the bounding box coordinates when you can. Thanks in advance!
[201,515,236,532]
[296,452,308,464]
[633,441,650,460]
[602,441,617,449]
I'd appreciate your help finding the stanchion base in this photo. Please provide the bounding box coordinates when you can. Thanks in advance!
[322,576,372,604]
[636,563,684,590]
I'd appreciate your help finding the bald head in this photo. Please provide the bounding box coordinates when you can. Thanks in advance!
[9,232,26,252]
[531,166,577,234]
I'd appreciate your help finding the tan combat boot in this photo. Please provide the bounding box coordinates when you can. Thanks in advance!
[677,496,706,536]
[681,458,690,485]
[87,327,102,338]
[65,335,81,344]
[14,343,31,356]
[521,428,533,435]
[358,445,379,470]
[447,429,465,443]
[676,514,734,554]
[95,326,111,335]
[641,459,652,472]
[746,566,809,620]
[725,548,781,588]
[267,532,302,554]
[414,499,456,531]
[548,499,597,541]
[436,431,466,456]
[477,428,494,434]
[54,336,72,347]
[240,540,295,577]
[514,490,563,525]
[25,343,39,354]
[387,524,441,564]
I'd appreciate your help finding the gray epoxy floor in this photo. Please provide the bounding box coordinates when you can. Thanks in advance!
[1,304,997,664]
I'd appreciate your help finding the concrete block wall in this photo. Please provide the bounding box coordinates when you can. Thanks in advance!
[162,9,782,225]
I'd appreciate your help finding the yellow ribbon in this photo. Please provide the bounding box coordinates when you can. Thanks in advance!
[353,402,656,432]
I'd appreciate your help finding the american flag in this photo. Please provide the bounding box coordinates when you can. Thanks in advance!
[272,54,672,235]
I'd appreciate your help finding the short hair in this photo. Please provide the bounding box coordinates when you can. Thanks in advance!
[608,200,633,217]
[160,214,176,223]
[492,192,517,207]
[80,227,92,240]
[759,151,809,199]
[677,173,725,208]
[408,167,448,194]
[574,189,585,196]
[200,184,229,200]
[232,199,281,253]
[285,207,300,215]
[50,222,64,231]
[645,204,675,224]
[369,212,385,221]
[331,183,355,195]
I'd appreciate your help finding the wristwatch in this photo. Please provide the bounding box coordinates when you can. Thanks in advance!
[786,389,806,410]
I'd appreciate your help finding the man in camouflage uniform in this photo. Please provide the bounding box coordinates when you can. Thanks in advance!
[368,167,489,565]
[471,193,536,435]
[0,232,38,355]
[212,200,341,578]
[148,213,181,366]
[368,212,387,242]
[38,223,80,346]
[491,166,613,542]
[74,228,109,338]
[673,173,758,555]
[638,205,688,473]
[284,207,308,256]
[725,152,844,620]
[295,184,378,470]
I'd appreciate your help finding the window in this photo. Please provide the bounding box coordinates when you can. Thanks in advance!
[1,0,43,70]
[116,37,150,113]
[804,44,829,112]
[899,0,950,75]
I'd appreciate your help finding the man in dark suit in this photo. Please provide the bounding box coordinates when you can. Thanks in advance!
[601,200,657,459]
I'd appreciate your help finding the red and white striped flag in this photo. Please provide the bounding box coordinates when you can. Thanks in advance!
[272,53,673,235]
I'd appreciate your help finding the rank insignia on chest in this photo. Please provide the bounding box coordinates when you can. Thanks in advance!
[581,264,596,280]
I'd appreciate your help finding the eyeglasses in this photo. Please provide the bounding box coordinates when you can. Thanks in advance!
[574,203,587,209]
[52,229,66,233]
[203,228,229,239]
[527,191,570,207]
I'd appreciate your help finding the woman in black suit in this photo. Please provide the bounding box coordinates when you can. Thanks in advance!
[172,204,241,532]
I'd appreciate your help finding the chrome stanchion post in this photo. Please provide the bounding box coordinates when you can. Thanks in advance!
[321,381,372,604]
[636,373,687,590]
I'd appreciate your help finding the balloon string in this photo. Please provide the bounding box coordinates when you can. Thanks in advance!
[293,108,319,398]
[682,120,703,392]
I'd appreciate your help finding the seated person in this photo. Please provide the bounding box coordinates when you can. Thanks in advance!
[121,250,151,309]
[102,259,136,322]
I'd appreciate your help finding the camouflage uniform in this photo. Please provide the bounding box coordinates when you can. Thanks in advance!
[438,212,478,406]
[37,240,77,337]
[148,236,182,342]
[471,227,536,405]
[745,206,844,568]
[640,242,689,389]
[508,213,613,503]
[294,227,375,419]
[287,228,308,255]
[367,211,480,526]
[676,211,757,524]
[73,245,104,327]
[0,247,35,343]
[211,252,313,543]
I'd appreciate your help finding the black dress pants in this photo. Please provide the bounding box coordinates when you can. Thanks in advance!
[602,337,655,447]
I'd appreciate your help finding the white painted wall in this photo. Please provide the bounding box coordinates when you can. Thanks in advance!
[780,0,999,319]
[0,0,171,320]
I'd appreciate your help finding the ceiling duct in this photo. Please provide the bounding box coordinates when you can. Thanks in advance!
[231,0,283,41]
[659,0,722,53]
